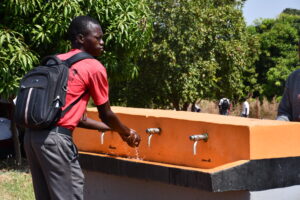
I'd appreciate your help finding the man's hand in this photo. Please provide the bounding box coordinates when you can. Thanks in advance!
[120,129,141,147]
[97,102,141,147]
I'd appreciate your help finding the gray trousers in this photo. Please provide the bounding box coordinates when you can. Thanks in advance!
[24,128,84,200]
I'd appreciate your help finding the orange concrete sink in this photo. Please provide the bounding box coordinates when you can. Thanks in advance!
[74,107,300,169]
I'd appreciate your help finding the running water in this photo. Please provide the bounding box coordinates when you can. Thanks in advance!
[134,147,143,160]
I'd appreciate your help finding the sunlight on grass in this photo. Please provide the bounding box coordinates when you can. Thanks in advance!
[0,159,34,200]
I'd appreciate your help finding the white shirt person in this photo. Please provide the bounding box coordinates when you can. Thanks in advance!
[241,101,250,117]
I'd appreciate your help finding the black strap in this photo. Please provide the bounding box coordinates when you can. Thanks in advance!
[61,90,88,118]
[60,52,94,117]
[49,126,72,135]
[64,52,94,68]
[41,55,63,65]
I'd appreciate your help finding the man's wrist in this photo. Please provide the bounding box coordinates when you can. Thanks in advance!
[120,129,136,141]
[120,128,131,137]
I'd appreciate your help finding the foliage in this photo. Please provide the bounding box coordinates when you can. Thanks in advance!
[0,28,38,100]
[251,12,300,99]
[283,8,300,16]
[0,0,152,99]
[114,0,259,110]
[80,0,153,81]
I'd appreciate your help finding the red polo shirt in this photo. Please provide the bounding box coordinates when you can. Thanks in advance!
[56,49,109,130]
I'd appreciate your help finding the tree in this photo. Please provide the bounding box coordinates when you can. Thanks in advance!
[251,13,300,99]
[0,29,38,99]
[116,0,258,110]
[1,0,152,81]
[283,8,300,16]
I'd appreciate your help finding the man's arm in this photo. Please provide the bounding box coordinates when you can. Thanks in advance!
[77,117,111,131]
[97,101,141,147]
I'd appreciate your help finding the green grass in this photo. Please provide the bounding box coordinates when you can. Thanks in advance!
[0,158,34,200]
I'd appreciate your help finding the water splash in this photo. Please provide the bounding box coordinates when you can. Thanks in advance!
[134,148,144,160]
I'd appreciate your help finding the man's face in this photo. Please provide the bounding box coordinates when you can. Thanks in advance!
[82,22,104,57]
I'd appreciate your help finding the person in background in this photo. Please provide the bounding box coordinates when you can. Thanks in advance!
[191,103,201,112]
[277,41,300,121]
[218,98,230,115]
[241,98,250,117]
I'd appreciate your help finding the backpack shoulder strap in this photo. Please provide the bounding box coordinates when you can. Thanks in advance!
[60,52,94,118]
[61,90,88,118]
[64,52,94,68]
[41,55,63,65]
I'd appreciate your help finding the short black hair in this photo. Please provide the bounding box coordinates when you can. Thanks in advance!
[68,16,100,42]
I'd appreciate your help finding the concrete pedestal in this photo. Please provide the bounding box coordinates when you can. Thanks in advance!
[83,170,300,200]
[75,108,300,200]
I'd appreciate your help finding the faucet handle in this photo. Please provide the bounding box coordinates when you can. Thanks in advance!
[146,128,161,134]
[189,133,208,142]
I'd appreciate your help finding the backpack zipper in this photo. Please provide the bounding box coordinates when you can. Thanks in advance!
[25,88,33,125]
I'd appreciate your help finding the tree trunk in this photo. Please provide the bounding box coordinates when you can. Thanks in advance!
[9,101,22,165]
[255,98,261,119]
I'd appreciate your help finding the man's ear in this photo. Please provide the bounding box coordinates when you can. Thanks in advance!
[76,34,85,44]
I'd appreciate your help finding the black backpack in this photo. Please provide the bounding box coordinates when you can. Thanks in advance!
[14,52,94,129]
[221,99,229,110]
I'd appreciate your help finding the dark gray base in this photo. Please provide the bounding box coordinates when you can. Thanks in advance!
[83,170,300,200]
[83,170,249,200]
[79,153,300,192]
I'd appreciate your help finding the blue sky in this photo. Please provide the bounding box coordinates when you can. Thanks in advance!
[243,0,300,25]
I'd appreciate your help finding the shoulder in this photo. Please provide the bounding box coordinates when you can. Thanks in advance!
[288,68,300,79]
[82,59,105,71]
[74,58,107,76]
[285,68,300,86]
[57,49,106,72]
[223,98,229,103]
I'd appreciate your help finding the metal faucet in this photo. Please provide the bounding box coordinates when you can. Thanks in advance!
[189,133,208,155]
[145,128,161,147]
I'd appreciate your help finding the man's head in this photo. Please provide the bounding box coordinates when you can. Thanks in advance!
[68,16,104,56]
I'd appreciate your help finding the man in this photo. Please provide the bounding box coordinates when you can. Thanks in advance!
[277,41,300,121]
[241,99,250,118]
[191,103,201,112]
[218,98,230,115]
[24,16,141,200]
